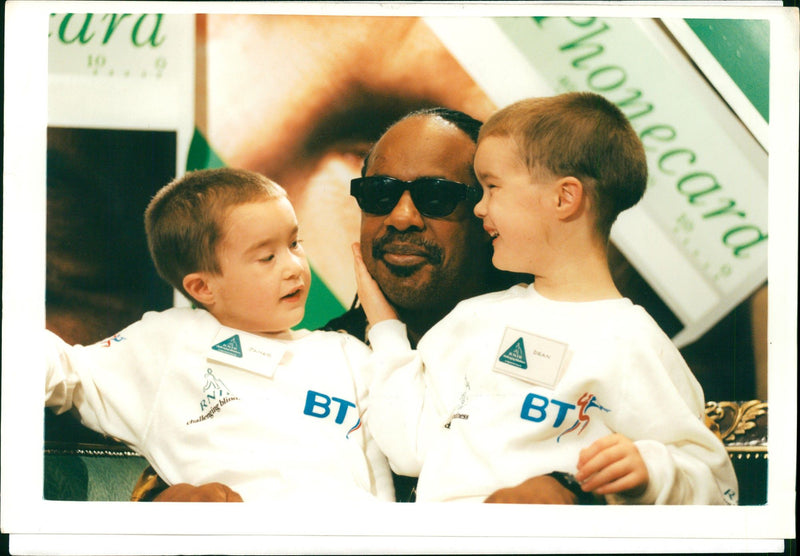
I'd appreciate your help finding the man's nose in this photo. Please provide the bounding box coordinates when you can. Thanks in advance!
[384,190,424,231]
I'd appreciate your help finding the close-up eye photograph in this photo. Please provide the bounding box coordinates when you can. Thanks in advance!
[2,1,797,555]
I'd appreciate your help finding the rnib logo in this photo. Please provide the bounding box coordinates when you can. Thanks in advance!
[187,369,239,424]
[499,338,527,369]
[212,335,243,358]
[200,369,232,411]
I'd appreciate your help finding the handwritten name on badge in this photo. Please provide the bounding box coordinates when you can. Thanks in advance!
[493,327,568,389]
[206,327,287,378]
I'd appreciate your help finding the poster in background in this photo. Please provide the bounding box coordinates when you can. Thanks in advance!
[38,10,775,397]
[429,15,768,349]
[46,13,195,347]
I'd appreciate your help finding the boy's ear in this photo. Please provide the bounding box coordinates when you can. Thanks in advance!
[555,176,584,220]
[183,272,215,307]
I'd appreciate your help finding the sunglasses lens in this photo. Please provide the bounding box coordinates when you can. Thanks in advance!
[411,179,461,217]
[352,177,403,215]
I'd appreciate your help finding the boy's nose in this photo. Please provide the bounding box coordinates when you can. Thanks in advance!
[283,252,305,278]
[473,191,488,219]
[384,191,424,231]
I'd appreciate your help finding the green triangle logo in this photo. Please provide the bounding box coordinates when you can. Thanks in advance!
[499,337,527,369]
[212,335,243,358]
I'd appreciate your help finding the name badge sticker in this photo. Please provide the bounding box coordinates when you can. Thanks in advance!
[493,327,569,389]
[207,327,287,379]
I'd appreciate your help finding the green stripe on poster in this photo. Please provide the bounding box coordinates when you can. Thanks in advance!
[685,19,770,122]
[297,266,347,331]
[186,128,226,171]
[185,128,347,331]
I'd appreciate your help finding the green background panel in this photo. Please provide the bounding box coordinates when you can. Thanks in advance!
[685,18,770,122]
[186,127,226,171]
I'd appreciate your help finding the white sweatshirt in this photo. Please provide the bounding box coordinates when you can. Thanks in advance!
[367,284,738,504]
[46,307,394,503]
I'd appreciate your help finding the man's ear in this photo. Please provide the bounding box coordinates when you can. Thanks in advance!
[555,176,584,220]
[183,272,215,307]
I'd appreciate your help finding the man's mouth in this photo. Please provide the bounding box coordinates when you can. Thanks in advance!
[372,233,443,270]
[380,243,433,266]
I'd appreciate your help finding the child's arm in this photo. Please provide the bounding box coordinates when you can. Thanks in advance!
[352,243,445,477]
[45,312,175,451]
[588,336,739,505]
[45,328,142,448]
[362,320,438,477]
[340,334,397,502]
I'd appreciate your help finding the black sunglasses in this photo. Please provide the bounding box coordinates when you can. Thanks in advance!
[350,176,482,218]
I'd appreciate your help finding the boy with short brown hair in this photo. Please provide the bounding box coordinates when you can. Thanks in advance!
[356,92,737,504]
[46,168,393,502]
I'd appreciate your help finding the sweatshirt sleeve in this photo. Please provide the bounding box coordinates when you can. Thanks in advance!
[339,333,396,502]
[603,334,738,505]
[44,312,176,451]
[364,319,447,477]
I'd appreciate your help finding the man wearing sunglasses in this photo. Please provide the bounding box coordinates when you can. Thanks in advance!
[323,109,590,505]
[325,108,516,349]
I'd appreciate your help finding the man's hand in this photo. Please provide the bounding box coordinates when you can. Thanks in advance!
[153,482,244,502]
[484,474,577,504]
[576,433,648,497]
[352,243,399,325]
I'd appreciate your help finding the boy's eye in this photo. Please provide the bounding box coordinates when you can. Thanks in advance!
[259,255,275,263]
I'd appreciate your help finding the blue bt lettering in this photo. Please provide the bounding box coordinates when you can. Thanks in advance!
[303,390,356,424]
[304,390,331,418]
[521,393,576,427]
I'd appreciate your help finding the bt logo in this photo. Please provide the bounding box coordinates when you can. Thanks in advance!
[303,390,356,425]
[520,392,610,441]
[520,392,577,427]
[100,334,125,348]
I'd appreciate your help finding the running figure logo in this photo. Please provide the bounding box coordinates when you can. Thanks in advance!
[203,368,231,398]
[557,392,610,442]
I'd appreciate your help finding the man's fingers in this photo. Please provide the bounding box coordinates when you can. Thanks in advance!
[484,475,577,505]
[153,482,243,502]
[483,488,510,503]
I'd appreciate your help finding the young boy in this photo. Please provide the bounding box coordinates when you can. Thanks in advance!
[45,168,394,502]
[354,92,738,504]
